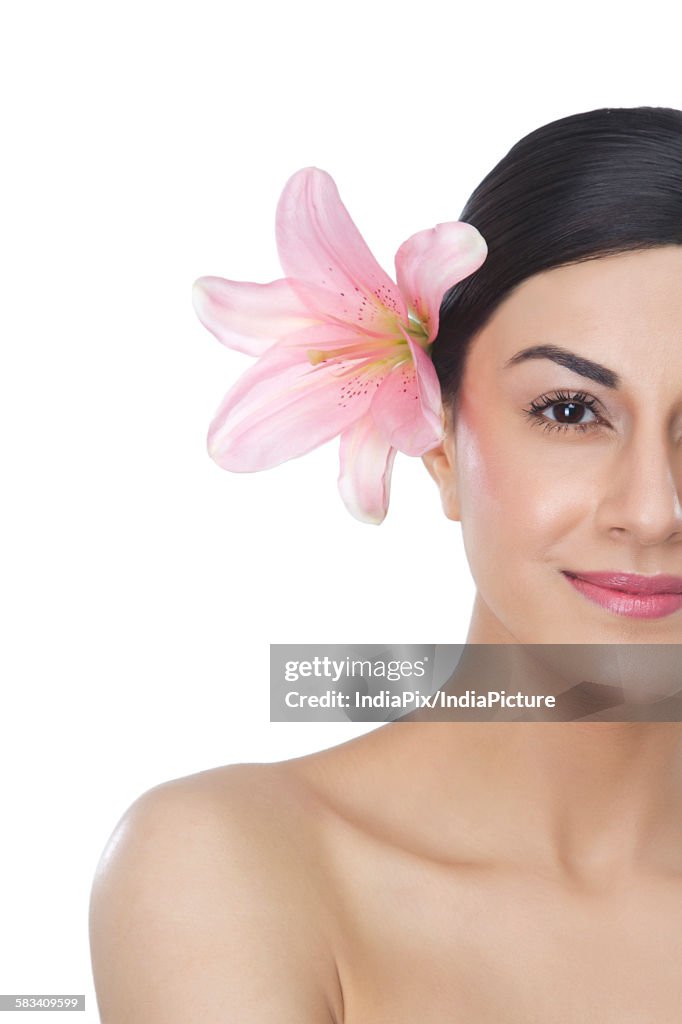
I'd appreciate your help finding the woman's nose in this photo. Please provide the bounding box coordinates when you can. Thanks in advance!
[596,430,682,546]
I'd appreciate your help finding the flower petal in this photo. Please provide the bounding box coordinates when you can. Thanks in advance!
[370,331,444,455]
[395,221,487,342]
[276,167,408,332]
[338,412,397,525]
[192,276,317,356]
[207,342,380,471]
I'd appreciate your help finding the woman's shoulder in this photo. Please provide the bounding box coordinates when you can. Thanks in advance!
[96,740,381,863]
[115,758,329,847]
[89,756,342,921]
[89,760,345,1022]
[91,731,388,904]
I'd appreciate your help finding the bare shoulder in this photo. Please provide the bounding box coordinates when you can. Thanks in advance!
[90,762,343,1023]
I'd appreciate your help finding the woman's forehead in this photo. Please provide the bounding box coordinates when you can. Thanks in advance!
[469,246,682,380]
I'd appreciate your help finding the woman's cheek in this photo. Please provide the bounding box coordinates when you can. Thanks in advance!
[455,420,531,576]
[456,414,532,539]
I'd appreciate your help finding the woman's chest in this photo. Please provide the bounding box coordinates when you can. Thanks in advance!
[330,857,682,1023]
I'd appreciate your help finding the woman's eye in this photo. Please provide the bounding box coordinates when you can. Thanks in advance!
[524,391,606,434]
[545,400,596,425]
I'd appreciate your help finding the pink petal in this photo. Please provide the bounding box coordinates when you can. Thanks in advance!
[395,221,487,343]
[338,412,397,525]
[281,278,402,340]
[370,332,444,455]
[192,276,317,356]
[276,167,408,333]
[207,342,381,471]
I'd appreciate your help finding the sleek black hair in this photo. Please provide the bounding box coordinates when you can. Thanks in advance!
[432,106,682,416]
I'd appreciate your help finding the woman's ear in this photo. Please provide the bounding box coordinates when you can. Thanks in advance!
[421,435,460,522]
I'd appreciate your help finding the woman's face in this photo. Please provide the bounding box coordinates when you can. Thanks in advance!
[424,246,682,646]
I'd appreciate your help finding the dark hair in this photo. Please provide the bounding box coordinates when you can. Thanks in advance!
[432,106,682,416]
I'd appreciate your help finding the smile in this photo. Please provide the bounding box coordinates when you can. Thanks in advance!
[561,571,682,620]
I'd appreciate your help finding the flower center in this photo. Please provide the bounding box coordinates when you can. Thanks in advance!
[405,313,430,348]
[306,338,408,367]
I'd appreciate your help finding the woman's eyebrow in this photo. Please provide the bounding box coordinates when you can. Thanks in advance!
[504,344,621,389]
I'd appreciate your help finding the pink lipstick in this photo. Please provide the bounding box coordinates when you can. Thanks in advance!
[562,571,682,620]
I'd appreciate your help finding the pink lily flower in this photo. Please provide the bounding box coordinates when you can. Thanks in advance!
[192,168,487,524]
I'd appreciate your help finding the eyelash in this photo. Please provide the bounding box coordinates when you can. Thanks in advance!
[523,389,610,435]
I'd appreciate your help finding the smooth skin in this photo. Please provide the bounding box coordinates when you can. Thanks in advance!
[90,247,682,1022]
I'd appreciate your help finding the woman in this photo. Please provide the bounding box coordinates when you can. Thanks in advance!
[90,107,682,1021]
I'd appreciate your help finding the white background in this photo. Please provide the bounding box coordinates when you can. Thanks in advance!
[1,1,681,1019]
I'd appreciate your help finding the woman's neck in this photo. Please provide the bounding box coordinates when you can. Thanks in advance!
[377,718,682,884]
[468,721,682,880]
[414,595,682,878]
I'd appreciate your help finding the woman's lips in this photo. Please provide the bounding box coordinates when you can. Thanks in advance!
[562,571,682,620]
